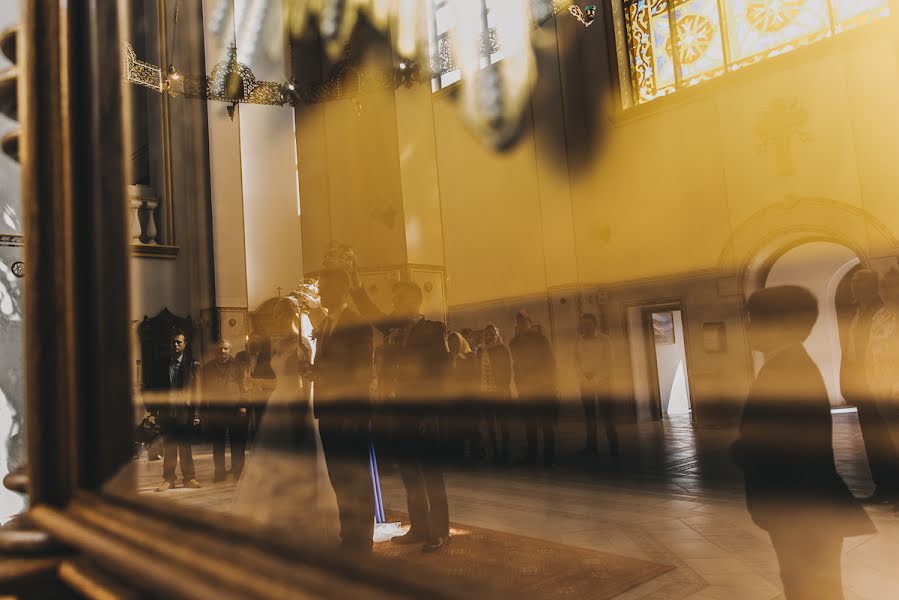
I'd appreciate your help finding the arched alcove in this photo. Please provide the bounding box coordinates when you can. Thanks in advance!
[765,242,860,407]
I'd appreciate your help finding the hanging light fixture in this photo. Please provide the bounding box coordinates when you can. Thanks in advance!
[121,0,294,112]
[121,1,594,147]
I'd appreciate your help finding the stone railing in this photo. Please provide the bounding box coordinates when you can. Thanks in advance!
[128,184,160,246]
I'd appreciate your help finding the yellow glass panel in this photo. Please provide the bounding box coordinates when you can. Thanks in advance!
[723,0,831,66]
[672,0,727,86]
[831,0,890,31]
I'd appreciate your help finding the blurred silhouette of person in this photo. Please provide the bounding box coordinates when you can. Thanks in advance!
[236,332,275,443]
[732,286,874,600]
[311,266,375,554]
[509,310,558,467]
[201,339,248,482]
[842,268,899,502]
[146,332,202,491]
[351,277,452,553]
[446,331,481,463]
[866,268,899,491]
[575,313,617,457]
[232,297,340,540]
[478,323,512,464]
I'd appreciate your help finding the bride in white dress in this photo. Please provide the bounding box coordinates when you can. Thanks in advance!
[231,296,339,543]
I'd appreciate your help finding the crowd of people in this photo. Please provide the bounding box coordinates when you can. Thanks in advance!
[138,255,624,555]
[137,257,899,597]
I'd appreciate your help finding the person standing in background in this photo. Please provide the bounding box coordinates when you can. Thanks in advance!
[509,311,558,468]
[236,332,275,443]
[201,339,248,482]
[478,323,513,464]
[147,332,202,492]
[446,331,480,463]
[575,313,618,457]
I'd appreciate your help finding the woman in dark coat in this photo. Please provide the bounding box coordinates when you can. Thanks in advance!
[477,323,513,464]
[732,286,875,600]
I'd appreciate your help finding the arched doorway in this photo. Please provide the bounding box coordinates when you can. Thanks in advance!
[762,241,861,407]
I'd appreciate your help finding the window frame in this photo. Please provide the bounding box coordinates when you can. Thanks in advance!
[10,3,488,597]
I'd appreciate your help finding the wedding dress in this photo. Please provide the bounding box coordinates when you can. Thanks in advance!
[231,333,339,543]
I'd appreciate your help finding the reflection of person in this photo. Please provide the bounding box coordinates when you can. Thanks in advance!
[843,269,899,502]
[478,324,512,464]
[575,313,617,457]
[312,267,375,554]
[231,297,339,541]
[351,278,452,553]
[236,332,275,443]
[509,311,558,467]
[866,268,899,491]
[201,340,248,482]
[446,331,480,463]
[733,286,874,600]
[145,332,202,491]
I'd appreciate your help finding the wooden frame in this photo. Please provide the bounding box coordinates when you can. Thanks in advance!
[10,3,489,597]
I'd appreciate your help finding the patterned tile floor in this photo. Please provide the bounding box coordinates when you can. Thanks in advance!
[131,410,899,599]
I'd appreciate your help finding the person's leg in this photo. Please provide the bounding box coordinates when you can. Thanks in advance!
[581,384,598,452]
[211,421,226,480]
[770,529,844,600]
[523,401,538,463]
[320,418,375,553]
[855,397,899,494]
[230,412,249,478]
[162,436,177,483]
[542,412,556,466]
[179,437,196,482]
[598,397,620,457]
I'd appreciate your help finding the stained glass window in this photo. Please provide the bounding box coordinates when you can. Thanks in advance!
[622,0,891,105]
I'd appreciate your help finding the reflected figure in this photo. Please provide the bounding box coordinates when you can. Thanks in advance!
[866,268,899,496]
[232,298,338,540]
[843,269,899,502]
[145,332,202,492]
[312,267,375,554]
[478,323,512,464]
[236,332,276,443]
[575,313,617,457]
[200,340,248,482]
[352,278,452,553]
[509,311,558,467]
[733,286,874,600]
[446,331,480,463]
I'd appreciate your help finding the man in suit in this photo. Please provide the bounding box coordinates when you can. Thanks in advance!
[146,332,202,491]
[201,339,248,482]
[351,277,452,553]
[312,267,376,554]
[509,310,558,467]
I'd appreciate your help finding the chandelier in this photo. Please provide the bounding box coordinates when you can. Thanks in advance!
[122,1,596,146]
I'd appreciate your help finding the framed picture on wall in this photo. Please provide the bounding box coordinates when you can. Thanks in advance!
[652,311,675,345]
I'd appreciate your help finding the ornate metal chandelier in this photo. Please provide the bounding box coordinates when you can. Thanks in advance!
[122,0,596,146]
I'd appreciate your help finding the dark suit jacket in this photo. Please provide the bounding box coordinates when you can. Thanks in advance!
[733,344,873,536]
[509,329,557,398]
[144,354,198,424]
[313,307,374,419]
[200,358,245,414]
[350,287,450,405]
